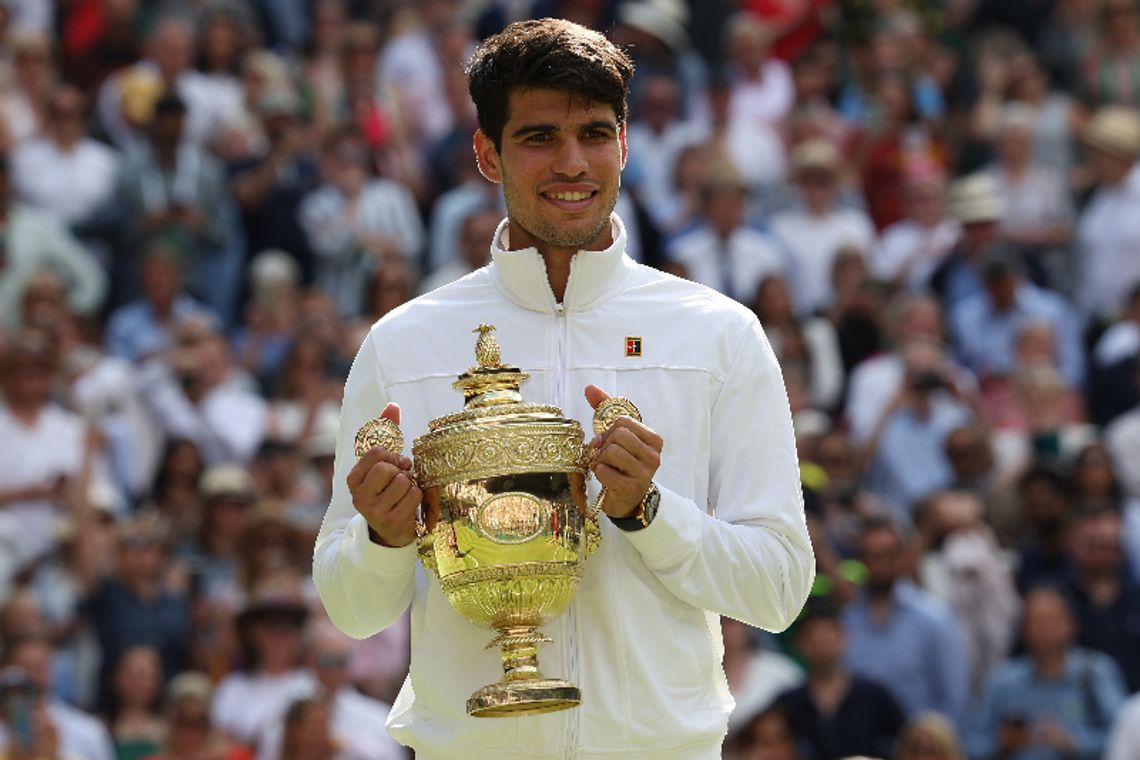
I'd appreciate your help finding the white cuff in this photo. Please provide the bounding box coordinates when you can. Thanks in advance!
[617,484,702,570]
[344,513,418,575]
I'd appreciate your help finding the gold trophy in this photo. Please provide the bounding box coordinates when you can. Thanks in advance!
[354,325,640,717]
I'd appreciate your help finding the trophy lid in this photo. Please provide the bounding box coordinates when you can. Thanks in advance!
[412,325,587,488]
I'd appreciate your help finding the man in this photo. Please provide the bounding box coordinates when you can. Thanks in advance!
[964,586,1126,760]
[774,596,905,760]
[842,517,968,722]
[313,19,813,759]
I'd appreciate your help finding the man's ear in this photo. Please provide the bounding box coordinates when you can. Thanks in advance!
[619,125,628,170]
[474,129,502,184]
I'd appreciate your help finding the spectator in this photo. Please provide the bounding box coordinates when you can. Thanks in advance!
[964,586,1126,760]
[1059,508,1140,691]
[623,74,705,215]
[143,671,252,760]
[725,12,794,129]
[104,645,165,760]
[2,633,114,760]
[733,705,804,760]
[769,139,875,315]
[209,583,315,746]
[277,696,335,760]
[930,173,1005,311]
[298,128,424,317]
[84,513,189,709]
[723,617,805,736]
[1107,693,1140,760]
[0,32,55,146]
[842,517,969,722]
[947,242,1084,388]
[776,595,906,760]
[10,84,119,249]
[1105,362,1140,501]
[419,206,497,294]
[871,164,960,292]
[255,619,403,760]
[666,164,788,303]
[1076,106,1140,322]
[0,156,106,330]
[894,713,966,760]
[1080,0,1140,108]
[1013,466,1075,593]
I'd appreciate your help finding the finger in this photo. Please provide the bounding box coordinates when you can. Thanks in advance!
[347,447,399,491]
[359,462,402,500]
[390,484,423,523]
[593,462,645,494]
[598,417,663,452]
[373,469,413,504]
[380,402,401,425]
[595,439,649,480]
[584,384,610,410]
[606,427,663,469]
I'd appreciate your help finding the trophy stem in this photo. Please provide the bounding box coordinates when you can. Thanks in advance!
[465,625,582,717]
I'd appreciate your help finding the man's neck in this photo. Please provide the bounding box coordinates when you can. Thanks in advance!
[6,399,43,426]
[1034,650,1066,679]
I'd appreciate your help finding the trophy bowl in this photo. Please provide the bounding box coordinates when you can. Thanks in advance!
[355,325,637,718]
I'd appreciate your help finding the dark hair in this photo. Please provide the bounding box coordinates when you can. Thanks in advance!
[466,18,635,150]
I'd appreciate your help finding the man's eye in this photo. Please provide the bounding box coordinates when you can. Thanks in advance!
[524,133,552,144]
[585,130,611,140]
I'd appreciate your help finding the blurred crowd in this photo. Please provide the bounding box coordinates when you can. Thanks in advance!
[1,0,1140,759]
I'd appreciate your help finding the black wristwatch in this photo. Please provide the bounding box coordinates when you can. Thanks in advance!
[609,485,661,532]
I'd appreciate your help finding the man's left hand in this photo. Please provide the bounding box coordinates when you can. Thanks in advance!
[584,384,662,519]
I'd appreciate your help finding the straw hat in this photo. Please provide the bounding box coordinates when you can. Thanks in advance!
[616,0,689,52]
[948,173,1006,224]
[790,139,842,177]
[1083,106,1140,161]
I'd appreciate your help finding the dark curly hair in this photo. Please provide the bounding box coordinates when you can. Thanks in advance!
[466,18,635,151]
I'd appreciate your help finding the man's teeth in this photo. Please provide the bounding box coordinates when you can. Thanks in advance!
[548,191,592,201]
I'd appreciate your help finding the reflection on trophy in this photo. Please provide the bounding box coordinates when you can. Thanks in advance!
[354,325,641,717]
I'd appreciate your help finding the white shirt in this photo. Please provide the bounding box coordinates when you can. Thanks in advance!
[872,218,961,291]
[729,61,795,127]
[770,207,875,314]
[1077,164,1140,319]
[313,214,814,759]
[666,224,787,303]
[1094,320,1140,367]
[1106,407,1140,500]
[727,650,804,731]
[1106,692,1140,760]
[211,669,317,745]
[257,687,403,760]
[0,700,114,760]
[11,138,119,225]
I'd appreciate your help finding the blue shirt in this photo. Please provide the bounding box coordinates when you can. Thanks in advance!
[963,649,1127,760]
[949,284,1086,387]
[105,296,218,363]
[843,582,970,724]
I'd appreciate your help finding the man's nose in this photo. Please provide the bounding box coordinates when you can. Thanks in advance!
[553,138,589,177]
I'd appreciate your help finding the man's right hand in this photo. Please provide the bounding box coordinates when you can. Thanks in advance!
[346,403,423,547]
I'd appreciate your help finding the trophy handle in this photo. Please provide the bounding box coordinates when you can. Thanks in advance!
[354,415,438,575]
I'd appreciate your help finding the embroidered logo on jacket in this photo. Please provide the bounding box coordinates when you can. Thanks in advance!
[625,337,642,357]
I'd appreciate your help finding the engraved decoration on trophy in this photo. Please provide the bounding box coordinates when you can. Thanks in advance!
[354,325,642,717]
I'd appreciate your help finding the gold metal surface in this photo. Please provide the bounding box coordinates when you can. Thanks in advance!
[355,324,641,718]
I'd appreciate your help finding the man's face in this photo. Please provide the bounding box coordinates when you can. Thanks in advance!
[475,88,626,256]
[859,527,902,593]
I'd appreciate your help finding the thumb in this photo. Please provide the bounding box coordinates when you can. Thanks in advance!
[584,384,610,410]
[380,402,401,425]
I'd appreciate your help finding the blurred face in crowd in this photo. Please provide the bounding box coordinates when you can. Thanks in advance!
[150,20,194,81]
[283,699,334,760]
[1071,511,1124,579]
[1089,146,1135,186]
[474,88,626,259]
[459,210,499,270]
[201,13,243,72]
[706,184,747,237]
[1014,322,1056,367]
[20,273,67,332]
[858,525,904,595]
[638,77,679,132]
[47,85,87,144]
[364,262,412,319]
[1104,0,1140,48]
[998,122,1033,170]
[944,426,993,483]
[140,252,182,308]
[309,623,353,693]
[1020,473,1069,539]
[907,177,945,227]
[745,710,798,760]
[312,0,347,54]
[1072,444,1118,499]
[117,529,165,584]
[795,615,845,672]
[753,275,794,324]
[1,350,54,409]
[328,136,369,196]
[727,17,772,75]
[250,613,304,672]
[795,167,838,214]
[984,270,1018,312]
[1022,589,1075,660]
[6,639,52,694]
[112,646,163,710]
[12,34,52,91]
[166,696,212,753]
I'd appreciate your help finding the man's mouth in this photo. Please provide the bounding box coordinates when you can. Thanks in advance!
[542,188,599,210]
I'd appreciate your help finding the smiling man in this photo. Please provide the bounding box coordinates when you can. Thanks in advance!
[313,18,814,759]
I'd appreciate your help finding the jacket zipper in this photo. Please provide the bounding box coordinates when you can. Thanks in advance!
[553,301,580,760]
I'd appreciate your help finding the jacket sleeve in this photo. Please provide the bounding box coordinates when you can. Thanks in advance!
[619,317,815,632]
[312,330,418,639]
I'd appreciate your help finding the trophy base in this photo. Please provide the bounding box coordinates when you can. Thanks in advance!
[466,678,581,717]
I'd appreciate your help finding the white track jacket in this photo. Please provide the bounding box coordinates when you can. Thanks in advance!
[313,215,815,759]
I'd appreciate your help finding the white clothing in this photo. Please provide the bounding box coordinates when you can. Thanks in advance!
[872,218,961,291]
[0,699,114,760]
[1106,408,1140,500]
[11,138,119,225]
[717,117,788,190]
[256,687,403,760]
[626,119,706,211]
[426,181,501,274]
[300,180,425,317]
[1122,499,1140,583]
[0,403,85,588]
[377,31,453,146]
[96,63,222,150]
[729,62,795,127]
[418,261,479,295]
[313,214,814,758]
[1077,164,1140,319]
[1106,691,1140,760]
[666,224,788,303]
[1094,320,1140,367]
[843,354,976,444]
[210,669,317,745]
[770,208,875,314]
[726,651,804,731]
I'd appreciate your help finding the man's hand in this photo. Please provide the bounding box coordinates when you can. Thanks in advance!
[346,403,423,547]
[584,385,662,518]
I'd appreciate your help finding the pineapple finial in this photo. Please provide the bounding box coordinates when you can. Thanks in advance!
[473,324,502,368]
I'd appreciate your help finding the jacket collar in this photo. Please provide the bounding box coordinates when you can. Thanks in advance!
[489,214,636,314]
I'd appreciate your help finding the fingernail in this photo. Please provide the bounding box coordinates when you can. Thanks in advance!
[591,435,602,447]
